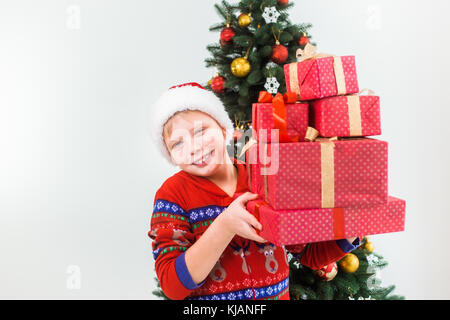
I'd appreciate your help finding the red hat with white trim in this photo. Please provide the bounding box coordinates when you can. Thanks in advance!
[148,82,234,166]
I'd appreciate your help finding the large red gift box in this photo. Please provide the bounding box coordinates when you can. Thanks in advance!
[310,94,381,137]
[246,138,388,210]
[246,196,405,246]
[252,102,309,143]
[284,56,359,101]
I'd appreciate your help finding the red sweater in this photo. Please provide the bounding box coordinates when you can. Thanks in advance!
[148,157,359,300]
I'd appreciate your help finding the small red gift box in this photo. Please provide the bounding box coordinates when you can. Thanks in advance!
[252,102,308,143]
[310,93,381,137]
[250,91,306,143]
[246,138,388,210]
[284,45,359,101]
[246,196,406,246]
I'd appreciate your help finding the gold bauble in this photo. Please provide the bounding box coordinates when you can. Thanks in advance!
[363,241,374,253]
[231,57,251,78]
[339,253,359,273]
[238,13,252,27]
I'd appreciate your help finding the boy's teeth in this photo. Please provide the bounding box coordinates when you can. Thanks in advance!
[194,150,212,165]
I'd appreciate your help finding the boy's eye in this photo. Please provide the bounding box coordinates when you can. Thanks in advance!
[173,141,182,148]
[172,127,205,149]
[194,127,204,135]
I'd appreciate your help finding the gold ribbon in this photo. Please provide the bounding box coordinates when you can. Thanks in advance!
[358,88,376,96]
[307,128,338,208]
[288,43,347,98]
[347,89,376,136]
[288,63,300,96]
[319,139,335,208]
[296,43,332,62]
[333,56,347,95]
[347,96,362,136]
[305,126,319,142]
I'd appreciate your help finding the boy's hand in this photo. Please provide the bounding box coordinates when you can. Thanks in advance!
[218,192,267,243]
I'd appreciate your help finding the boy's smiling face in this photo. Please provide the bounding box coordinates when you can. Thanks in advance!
[163,110,228,176]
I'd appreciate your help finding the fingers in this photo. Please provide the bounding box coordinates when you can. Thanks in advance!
[236,192,259,204]
[240,223,267,243]
[244,210,262,231]
[233,203,262,231]
[251,233,268,243]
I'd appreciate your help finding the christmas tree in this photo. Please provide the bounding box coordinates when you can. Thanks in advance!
[204,0,312,132]
[152,0,404,300]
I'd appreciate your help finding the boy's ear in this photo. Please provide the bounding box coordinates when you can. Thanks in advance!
[221,126,230,142]
[221,126,226,138]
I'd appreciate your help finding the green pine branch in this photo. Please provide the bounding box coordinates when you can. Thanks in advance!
[288,242,404,300]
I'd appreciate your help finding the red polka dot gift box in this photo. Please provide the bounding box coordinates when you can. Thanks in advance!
[250,91,309,144]
[246,138,388,210]
[245,196,405,246]
[284,53,359,101]
[310,93,381,138]
[252,102,309,143]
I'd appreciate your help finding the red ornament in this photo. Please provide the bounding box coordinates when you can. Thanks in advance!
[211,76,226,93]
[220,27,235,46]
[315,262,338,281]
[277,0,289,5]
[271,44,288,64]
[299,35,310,46]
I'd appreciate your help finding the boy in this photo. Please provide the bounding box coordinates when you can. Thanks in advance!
[147,82,360,300]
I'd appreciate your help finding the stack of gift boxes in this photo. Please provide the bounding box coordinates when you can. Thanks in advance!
[245,44,406,246]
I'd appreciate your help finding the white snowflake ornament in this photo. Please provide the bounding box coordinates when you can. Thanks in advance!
[262,6,280,24]
[366,254,380,265]
[266,61,278,69]
[264,77,280,94]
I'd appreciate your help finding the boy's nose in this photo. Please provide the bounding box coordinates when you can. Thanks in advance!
[191,138,209,155]
[191,144,204,157]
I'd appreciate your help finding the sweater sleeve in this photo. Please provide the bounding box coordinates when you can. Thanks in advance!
[299,238,360,270]
[286,238,361,270]
[149,185,204,300]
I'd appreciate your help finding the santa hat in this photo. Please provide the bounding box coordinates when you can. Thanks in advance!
[148,82,235,166]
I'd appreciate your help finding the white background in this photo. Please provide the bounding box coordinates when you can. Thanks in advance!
[1,0,449,299]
